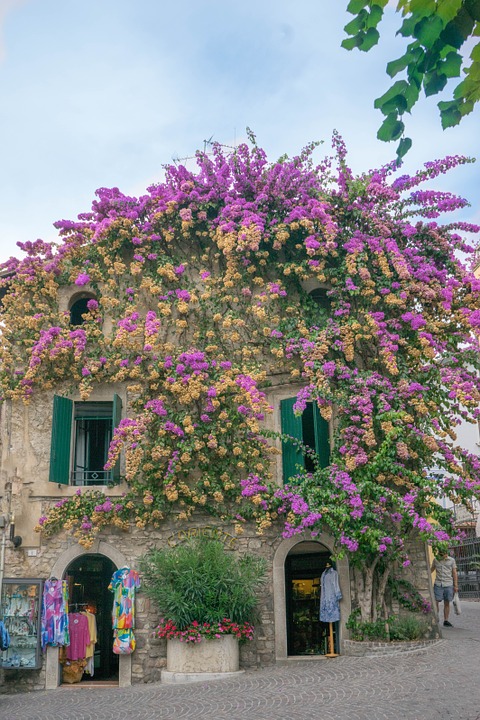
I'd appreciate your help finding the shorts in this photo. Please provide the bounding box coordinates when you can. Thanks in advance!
[434,584,454,603]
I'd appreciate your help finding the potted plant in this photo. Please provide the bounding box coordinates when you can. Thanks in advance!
[140,537,267,679]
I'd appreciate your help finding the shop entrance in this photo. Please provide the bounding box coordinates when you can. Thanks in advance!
[64,554,119,682]
[285,542,339,656]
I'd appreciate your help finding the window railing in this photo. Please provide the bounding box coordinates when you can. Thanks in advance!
[71,470,113,486]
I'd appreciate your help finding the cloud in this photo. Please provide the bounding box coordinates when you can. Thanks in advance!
[0,0,28,62]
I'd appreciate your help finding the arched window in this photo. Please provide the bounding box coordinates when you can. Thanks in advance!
[69,294,96,326]
[309,287,331,313]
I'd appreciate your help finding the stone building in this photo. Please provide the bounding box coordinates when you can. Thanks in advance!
[0,162,438,692]
[0,300,435,693]
[0,328,359,691]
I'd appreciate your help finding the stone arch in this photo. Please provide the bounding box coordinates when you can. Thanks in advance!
[273,531,351,660]
[68,292,97,326]
[49,540,128,578]
[45,541,132,689]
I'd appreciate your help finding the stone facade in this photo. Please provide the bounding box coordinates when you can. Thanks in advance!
[0,496,348,693]
[0,317,436,694]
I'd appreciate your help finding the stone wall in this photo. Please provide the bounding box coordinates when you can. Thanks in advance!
[0,515,280,693]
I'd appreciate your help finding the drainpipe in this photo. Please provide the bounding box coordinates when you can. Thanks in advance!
[0,514,8,618]
[0,488,13,618]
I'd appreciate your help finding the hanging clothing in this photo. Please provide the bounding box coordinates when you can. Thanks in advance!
[113,628,136,655]
[41,578,70,651]
[66,612,91,661]
[82,611,97,676]
[319,567,342,623]
[0,620,10,651]
[108,567,140,656]
[108,567,141,630]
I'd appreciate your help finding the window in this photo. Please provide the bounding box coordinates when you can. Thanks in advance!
[69,294,96,326]
[280,397,329,485]
[49,395,122,486]
[309,287,331,313]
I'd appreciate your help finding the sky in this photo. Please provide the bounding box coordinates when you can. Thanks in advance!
[0,0,479,266]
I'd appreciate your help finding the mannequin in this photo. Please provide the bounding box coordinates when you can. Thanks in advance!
[320,563,342,623]
[320,562,342,658]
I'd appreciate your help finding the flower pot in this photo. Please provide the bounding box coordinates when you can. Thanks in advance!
[166,634,240,674]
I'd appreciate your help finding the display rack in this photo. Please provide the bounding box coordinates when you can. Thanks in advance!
[0,578,43,670]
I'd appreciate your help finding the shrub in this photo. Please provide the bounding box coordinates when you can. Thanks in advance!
[346,608,430,642]
[346,609,389,641]
[140,537,267,633]
[388,616,430,641]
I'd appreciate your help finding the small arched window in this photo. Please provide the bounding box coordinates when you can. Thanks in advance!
[309,287,331,313]
[69,294,96,326]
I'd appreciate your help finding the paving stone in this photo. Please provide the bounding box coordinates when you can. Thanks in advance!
[1,601,480,720]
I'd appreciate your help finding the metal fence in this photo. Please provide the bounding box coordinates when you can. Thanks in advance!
[451,538,480,599]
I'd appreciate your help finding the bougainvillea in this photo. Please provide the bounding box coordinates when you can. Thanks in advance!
[1,130,480,620]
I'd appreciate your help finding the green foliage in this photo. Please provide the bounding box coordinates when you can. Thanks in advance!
[343,0,480,157]
[140,538,267,628]
[346,607,429,641]
[387,576,432,614]
[389,615,430,641]
[346,608,390,640]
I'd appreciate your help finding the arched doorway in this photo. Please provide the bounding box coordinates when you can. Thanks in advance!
[273,533,351,661]
[44,542,134,689]
[63,554,119,682]
[285,541,337,656]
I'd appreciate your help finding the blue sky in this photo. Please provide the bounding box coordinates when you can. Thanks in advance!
[0,0,479,265]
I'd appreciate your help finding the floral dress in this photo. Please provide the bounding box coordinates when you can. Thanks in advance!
[108,567,140,654]
[41,579,70,651]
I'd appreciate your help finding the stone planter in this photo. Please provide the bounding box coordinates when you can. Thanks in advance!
[343,638,441,657]
[161,635,244,684]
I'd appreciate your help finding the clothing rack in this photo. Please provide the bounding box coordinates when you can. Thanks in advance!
[69,603,88,612]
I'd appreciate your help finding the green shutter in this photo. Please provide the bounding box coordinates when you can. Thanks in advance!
[49,395,73,484]
[280,397,304,485]
[313,403,330,469]
[112,394,123,483]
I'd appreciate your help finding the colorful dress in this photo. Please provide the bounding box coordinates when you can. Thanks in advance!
[108,567,140,655]
[41,579,70,651]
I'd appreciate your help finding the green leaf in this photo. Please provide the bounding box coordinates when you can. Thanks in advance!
[386,52,412,78]
[380,93,409,114]
[346,0,368,13]
[440,7,476,48]
[377,113,405,141]
[414,16,445,46]
[436,0,463,24]
[441,50,462,77]
[374,80,410,111]
[465,0,480,22]
[398,16,418,37]
[360,27,380,51]
[410,0,436,16]
[438,99,463,127]
[366,4,384,29]
[471,42,480,62]
[424,71,448,96]
[341,35,363,51]
[344,10,368,36]
[396,137,413,161]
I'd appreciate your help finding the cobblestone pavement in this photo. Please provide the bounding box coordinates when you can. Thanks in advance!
[2,601,480,720]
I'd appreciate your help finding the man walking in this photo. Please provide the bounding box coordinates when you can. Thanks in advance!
[431,550,458,627]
